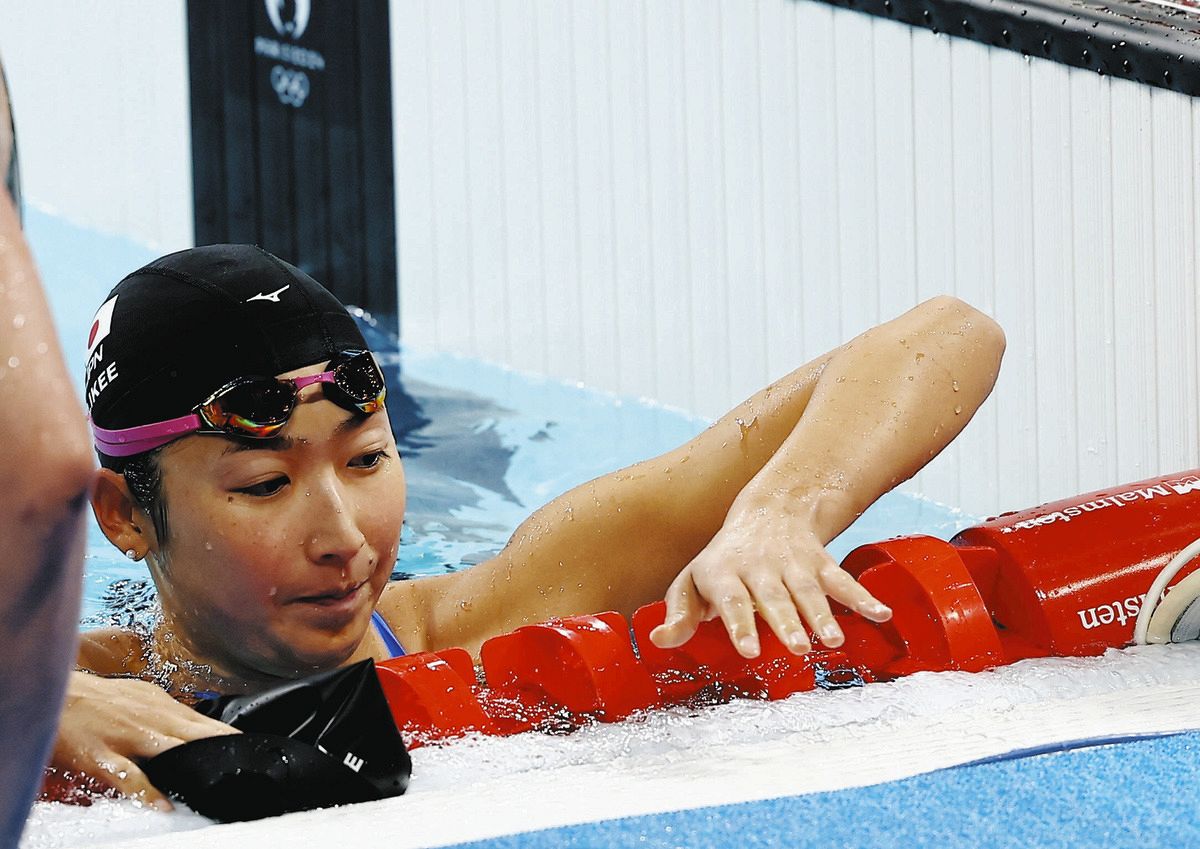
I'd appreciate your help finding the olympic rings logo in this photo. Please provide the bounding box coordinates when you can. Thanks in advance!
[270,65,310,108]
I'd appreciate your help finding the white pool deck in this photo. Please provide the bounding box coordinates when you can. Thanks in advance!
[26,644,1200,849]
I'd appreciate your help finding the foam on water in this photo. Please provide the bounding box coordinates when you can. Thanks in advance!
[21,643,1200,848]
[408,642,1200,793]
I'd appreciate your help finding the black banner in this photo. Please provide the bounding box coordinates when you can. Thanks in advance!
[188,0,397,329]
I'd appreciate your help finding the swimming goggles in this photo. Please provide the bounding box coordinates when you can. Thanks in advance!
[91,350,387,457]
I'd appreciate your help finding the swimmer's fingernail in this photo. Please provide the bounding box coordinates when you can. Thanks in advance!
[867,602,892,619]
[151,798,173,813]
[819,624,844,644]
[787,632,810,652]
[738,635,760,657]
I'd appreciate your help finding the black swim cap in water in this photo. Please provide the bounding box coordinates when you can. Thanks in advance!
[143,660,410,822]
[85,244,368,438]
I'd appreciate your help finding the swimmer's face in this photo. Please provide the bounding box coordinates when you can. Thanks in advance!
[150,361,405,678]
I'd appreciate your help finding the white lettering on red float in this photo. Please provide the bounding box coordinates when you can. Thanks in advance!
[999,477,1200,534]
[1076,594,1145,631]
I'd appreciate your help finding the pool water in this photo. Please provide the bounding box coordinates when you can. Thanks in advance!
[22,209,1200,849]
[40,322,985,849]
[72,282,971,630]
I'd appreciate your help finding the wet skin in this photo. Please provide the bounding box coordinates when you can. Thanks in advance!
[143,367,407,685]
[70,294,1006,807]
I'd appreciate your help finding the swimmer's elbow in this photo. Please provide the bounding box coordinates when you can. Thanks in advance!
[4,424,94,518]
[920,295,1006,363]
[45,440,94,509]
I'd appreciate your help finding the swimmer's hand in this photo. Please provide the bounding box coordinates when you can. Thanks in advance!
[49,670,239,811]
[648,506,892,658]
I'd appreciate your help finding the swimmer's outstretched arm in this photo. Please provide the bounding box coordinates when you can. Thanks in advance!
[398,296,1004,658]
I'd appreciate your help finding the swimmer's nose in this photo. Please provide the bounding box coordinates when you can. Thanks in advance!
[303,482,366,565]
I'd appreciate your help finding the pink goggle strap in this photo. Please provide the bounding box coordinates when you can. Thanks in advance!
[89,369,338,458]
[91,413,204,458]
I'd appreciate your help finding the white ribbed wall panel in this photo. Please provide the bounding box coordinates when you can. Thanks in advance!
[0,1,1192,518]
[0,0,192,250]
[392,0,1200,517]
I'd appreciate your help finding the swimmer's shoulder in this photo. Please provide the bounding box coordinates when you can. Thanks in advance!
[376,557,510,658]
[76,627,149,676]
[374,580,431,654]
[376,569,487,656]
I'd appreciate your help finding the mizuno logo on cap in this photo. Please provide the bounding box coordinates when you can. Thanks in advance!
[246,285,290,304]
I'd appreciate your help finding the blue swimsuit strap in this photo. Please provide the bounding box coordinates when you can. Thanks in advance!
[371,610,407,658]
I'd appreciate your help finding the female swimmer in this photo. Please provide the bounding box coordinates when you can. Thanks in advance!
[58,244,1004,807]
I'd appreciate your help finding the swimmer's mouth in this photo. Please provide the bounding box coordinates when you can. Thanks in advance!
[294,579,368,605]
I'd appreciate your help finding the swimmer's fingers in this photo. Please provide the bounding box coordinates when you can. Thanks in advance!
[745,571,811,655]
[783,553,845,648]
[91,752,172,812]
[122,677,239,744]
[186,713,241,738]
[817,563,893,624]
[695,570,761,659]
[158,709,240,744]
[52,672,240,813]
[649,570,706,649]
[121,729,189,762]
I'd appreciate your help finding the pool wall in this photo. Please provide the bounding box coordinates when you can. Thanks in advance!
[1,0,1198,517]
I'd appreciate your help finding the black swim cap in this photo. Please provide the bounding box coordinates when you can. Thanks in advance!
[85,245,369,438]
[143,660,411,822]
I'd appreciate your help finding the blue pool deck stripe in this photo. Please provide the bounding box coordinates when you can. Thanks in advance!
[449,731,1200,849]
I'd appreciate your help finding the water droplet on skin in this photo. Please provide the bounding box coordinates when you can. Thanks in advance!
[915,352,925,362]
[954,405,963,415]
[269,587,278,597]
[564,506,574,522]
[459,599,472,611]
[7,356,17,368]
[204,541,213,551]
[35,341,47,354]
[952,380,960,392]
[11,313,24,328]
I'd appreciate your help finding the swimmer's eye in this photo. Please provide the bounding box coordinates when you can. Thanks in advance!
[349,449,388,470]
[234,476,289,497]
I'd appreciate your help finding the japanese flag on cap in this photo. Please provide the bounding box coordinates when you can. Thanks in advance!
[87,295,118,357]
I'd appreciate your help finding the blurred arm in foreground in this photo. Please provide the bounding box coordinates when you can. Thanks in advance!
[0,63,94,847]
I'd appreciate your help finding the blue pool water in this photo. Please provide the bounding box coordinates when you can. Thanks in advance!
[23,208,1200,849]
[73,304,968,628]
[26,204,967,629]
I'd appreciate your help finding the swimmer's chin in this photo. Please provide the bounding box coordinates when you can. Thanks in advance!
[257,632,369,680]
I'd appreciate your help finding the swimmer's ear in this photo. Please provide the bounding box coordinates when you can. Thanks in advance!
[91,468,157,557]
